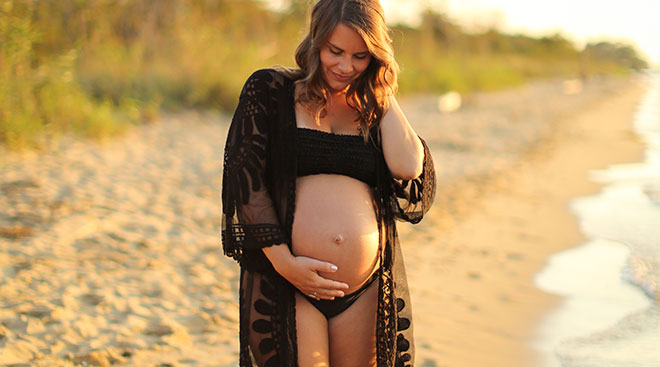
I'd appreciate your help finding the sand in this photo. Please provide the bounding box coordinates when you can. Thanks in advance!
[400,77,648,367]
[0,74,647,367]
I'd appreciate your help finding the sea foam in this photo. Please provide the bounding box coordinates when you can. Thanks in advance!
[534,71,660,367]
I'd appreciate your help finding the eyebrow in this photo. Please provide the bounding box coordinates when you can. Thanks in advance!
[328,42,369,56]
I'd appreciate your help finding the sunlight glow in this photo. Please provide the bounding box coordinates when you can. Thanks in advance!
[264,0,658,65]
[381,0,660,65]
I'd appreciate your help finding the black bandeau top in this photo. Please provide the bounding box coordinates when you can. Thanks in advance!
[296,127,379,187]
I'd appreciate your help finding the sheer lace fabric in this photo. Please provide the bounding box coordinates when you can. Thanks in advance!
[221,69,436,366]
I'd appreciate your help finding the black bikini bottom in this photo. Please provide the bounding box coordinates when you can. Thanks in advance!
[300,270,379,319]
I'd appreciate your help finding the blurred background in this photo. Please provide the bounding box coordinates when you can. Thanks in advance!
[0,0,652,149]
[1,1,659,367]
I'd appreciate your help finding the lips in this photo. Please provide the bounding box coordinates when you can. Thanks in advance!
[331,71,352,82]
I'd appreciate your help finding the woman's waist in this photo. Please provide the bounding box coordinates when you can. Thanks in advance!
[295,174,375,203]
[291,224,379,250]
[291,204,379,259]
[291,226,379,291]
[292,174,380,291]
[294,176,377,225]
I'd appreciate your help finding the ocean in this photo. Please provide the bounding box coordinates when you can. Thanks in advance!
[533,70,660,367]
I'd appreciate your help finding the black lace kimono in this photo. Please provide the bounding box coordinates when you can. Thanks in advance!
[221,69,436,367]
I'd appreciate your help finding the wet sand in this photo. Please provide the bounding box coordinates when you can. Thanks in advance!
[0,75,647,366]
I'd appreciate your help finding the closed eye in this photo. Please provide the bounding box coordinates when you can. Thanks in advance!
[328,44,369,59]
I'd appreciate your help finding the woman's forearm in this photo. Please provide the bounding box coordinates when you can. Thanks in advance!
[379,96,424,180]
[262,243,348,298]
[262,243,294,273]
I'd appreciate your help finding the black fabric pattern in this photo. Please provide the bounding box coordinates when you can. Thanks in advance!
[389,137,436,224]
[222,70,291,262]
[221,68,436,366]
[296,127,379,187]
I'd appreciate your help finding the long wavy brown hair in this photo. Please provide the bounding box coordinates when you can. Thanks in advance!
[279,0,399,142]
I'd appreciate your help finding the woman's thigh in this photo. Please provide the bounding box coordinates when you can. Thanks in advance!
[295,292,330,367]
[327,279,378,367]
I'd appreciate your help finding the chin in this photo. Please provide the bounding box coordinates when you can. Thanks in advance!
[329,83,349,93]
[327,79,355,94]
[323,71,354,93]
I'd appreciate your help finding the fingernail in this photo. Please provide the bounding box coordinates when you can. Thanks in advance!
[330,265,338,271]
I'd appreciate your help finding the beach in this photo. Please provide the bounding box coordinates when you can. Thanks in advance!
[534,72,660,367]
[400,74,649,366]
[0,74,649,367]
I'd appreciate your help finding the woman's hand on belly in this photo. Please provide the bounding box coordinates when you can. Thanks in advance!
[263,243,350,300]
[292,174,380,292]
[284,255,352,300]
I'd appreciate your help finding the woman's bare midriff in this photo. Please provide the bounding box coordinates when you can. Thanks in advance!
[292,174,380,294]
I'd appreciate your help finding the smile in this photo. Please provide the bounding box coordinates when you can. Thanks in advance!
[331,71,352,82]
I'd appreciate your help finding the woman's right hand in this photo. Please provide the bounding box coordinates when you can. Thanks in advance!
[263,244,349,300]
[278,255,350,300]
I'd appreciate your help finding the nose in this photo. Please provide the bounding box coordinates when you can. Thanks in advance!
[338,56,353,73]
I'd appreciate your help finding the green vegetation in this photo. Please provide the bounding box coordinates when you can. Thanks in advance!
[0,5,145,150]
[0,1,649,149]
[393,11,648,94]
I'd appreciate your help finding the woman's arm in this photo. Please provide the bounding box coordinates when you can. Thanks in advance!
[262,243,349,300]
[380,94,437,224]
[379,95,424,180]
[222,70,348,299]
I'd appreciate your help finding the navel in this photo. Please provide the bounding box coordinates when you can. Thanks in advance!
[333,233,344,245]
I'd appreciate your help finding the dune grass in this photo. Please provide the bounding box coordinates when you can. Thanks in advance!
[0,1,647,150]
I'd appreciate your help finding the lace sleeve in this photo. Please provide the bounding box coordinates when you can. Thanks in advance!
[390,137,436,224]
[221,70,288,262]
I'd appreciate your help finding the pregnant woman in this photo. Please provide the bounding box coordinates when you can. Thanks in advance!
[221,1,435,366]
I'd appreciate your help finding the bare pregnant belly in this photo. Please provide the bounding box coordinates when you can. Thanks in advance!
[292,174,380,293]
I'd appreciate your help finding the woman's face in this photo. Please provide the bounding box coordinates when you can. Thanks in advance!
[319,23,372,93]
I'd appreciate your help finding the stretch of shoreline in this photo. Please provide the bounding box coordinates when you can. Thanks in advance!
[0,74,647,366]
[401,76,647,366]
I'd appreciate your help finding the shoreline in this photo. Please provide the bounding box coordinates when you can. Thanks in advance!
[401,76,648,366]
[534,239,654,367]
[535,72,660,366]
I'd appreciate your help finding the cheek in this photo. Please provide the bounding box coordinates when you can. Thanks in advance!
[354,58,371,74]
[319,49,336,69]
